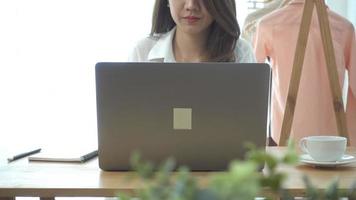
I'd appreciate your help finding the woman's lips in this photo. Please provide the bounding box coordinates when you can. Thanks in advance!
[183,16,200,24]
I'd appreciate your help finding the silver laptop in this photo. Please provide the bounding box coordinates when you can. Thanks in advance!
[95,62,270,171]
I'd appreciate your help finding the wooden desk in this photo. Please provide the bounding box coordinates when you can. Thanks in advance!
[0,147,355,200]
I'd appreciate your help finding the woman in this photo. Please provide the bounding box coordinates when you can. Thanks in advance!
[129,0,255,62]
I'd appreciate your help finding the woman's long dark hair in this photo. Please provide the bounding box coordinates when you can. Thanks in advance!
[151,0,240,62]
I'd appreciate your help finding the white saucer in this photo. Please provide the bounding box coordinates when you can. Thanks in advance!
[299,154,356,167]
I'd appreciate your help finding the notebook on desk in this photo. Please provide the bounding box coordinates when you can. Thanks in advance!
[95,62,271,171]
[28,149,98,163]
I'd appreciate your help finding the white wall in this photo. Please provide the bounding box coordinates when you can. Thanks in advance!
[327,0,356,26]
[0,0,155,151]
[0,1,249,152]
[326,0,355,106]
[1,0,352,152]
[348,0,356,26]
[326,0,347,18]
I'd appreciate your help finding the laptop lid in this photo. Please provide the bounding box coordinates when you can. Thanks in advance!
[95,62,270,171]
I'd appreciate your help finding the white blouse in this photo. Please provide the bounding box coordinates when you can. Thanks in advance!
[128,27,256,63]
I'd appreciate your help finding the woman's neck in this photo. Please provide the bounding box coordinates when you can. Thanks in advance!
[173,28,210,62]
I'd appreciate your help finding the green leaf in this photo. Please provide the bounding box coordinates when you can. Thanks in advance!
[347,181,356,199]
[156,157,175,185]
[325,179,339,200]
[130,151,155,180]
[279,189,295,200]
[196,189,219,200]
[281,152,299,165]
[209,161,260,200]
[264,154,278,171]
[287,139,296,151]
[303,175,320,200]
[170,166,198,200]
[117,193,131,200]
[244,146,279,172]
[260,173,286,191]
[121,143,349,200]
[282,140,299,165]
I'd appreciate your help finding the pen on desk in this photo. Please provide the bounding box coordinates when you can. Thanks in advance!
[7,148,41,162]
[80,150,98,162]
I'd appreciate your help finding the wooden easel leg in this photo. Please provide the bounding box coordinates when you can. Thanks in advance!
[279,0,350,146]
[0,197,15,200]
[279,0,315,145]
[314,0,349,144]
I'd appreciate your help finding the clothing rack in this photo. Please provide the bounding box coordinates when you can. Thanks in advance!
[279,0,350,145]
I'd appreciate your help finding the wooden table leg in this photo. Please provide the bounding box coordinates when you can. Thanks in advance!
[0,197,15,200]
[40,197,55,200]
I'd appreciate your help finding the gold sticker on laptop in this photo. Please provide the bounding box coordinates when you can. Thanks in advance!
[173,108,192,130]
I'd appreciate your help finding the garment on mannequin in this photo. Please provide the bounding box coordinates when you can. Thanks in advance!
[242,0,292,44]
[254,0,356,146]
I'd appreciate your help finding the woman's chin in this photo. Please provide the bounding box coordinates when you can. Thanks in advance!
[179,25,209,36]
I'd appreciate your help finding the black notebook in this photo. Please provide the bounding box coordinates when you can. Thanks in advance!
[28,149,98,163]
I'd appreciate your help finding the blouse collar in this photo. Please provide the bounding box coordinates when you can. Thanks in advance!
[148,27,177,62]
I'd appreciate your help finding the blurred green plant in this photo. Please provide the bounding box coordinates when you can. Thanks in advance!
[118,140,356,200]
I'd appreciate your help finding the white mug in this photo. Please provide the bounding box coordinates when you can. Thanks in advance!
[299,136,347,162]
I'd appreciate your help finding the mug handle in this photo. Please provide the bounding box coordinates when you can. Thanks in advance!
[299,137,309,154]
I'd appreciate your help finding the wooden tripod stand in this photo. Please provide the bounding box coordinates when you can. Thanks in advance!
[279,0,350,145]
